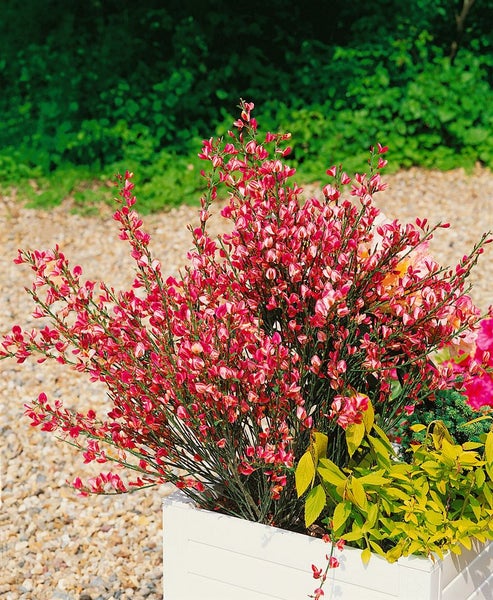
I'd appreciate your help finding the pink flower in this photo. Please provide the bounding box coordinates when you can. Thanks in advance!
[238,462,255,476]
[477,318,493,355]
[464,375,493,409]
[311,564,323,579]
[331,392,369,428]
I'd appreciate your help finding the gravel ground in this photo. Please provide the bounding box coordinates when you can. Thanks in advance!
[1,166,492,600]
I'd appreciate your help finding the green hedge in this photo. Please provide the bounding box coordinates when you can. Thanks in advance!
[1,0,492,211]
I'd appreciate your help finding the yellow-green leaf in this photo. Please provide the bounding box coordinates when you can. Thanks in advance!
[312,431,328,462]
[469,496,482,521]
[386,487,411,502]
[421,460,441,477]
[305,484,326,527]
[457,450,481,466]
[346,422,366,457]
[332,500,352,532]
[476,468,486,488]
[318,458,347,486]
[369,540,385,557]
[410,424,427,433]
[358,471,389,486]
[429,490,445,510]
[412,540,428,555]
[440,437,459,463]
[372,423,393,447]
[342,526,364,542]
[366,502,379,529]
[463,415,492,427]
[485,431,493,481]
[367,434,391,461]
[437,480,446,494]
[459,536,472,551]
[361,547,372,565]
[482,483,493,508]
[350,477,368,511]
[362,398,374,433]
[462,441,483,450]
[295,451,315,497]
[424,510,443,526]
[431,420,454,448]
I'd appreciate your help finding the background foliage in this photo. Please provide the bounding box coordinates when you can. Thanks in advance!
[1,0,492,211]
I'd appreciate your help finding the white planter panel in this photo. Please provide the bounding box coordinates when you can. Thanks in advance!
[163,491,493,600]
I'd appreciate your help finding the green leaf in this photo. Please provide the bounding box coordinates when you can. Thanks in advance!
[305,484,326,527]
[463,127,488,145]
[295,451,315,497]
[390,378,402,401]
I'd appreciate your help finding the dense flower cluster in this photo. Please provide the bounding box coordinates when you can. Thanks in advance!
[445,317,493,410]
[0,101,490,530]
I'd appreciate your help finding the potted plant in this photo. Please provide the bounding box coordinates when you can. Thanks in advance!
[1,101,492,599]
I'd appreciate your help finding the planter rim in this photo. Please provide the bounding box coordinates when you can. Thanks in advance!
[162,489,462,572]
[163,489,493,600]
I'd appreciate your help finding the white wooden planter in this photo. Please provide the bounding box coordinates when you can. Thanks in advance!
[163,490,493,600]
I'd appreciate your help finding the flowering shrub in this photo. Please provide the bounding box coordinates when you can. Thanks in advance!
[1,102,491,538]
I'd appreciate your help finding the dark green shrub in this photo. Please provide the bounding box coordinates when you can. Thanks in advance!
[1,1,492,210]
[397,389,492,451]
